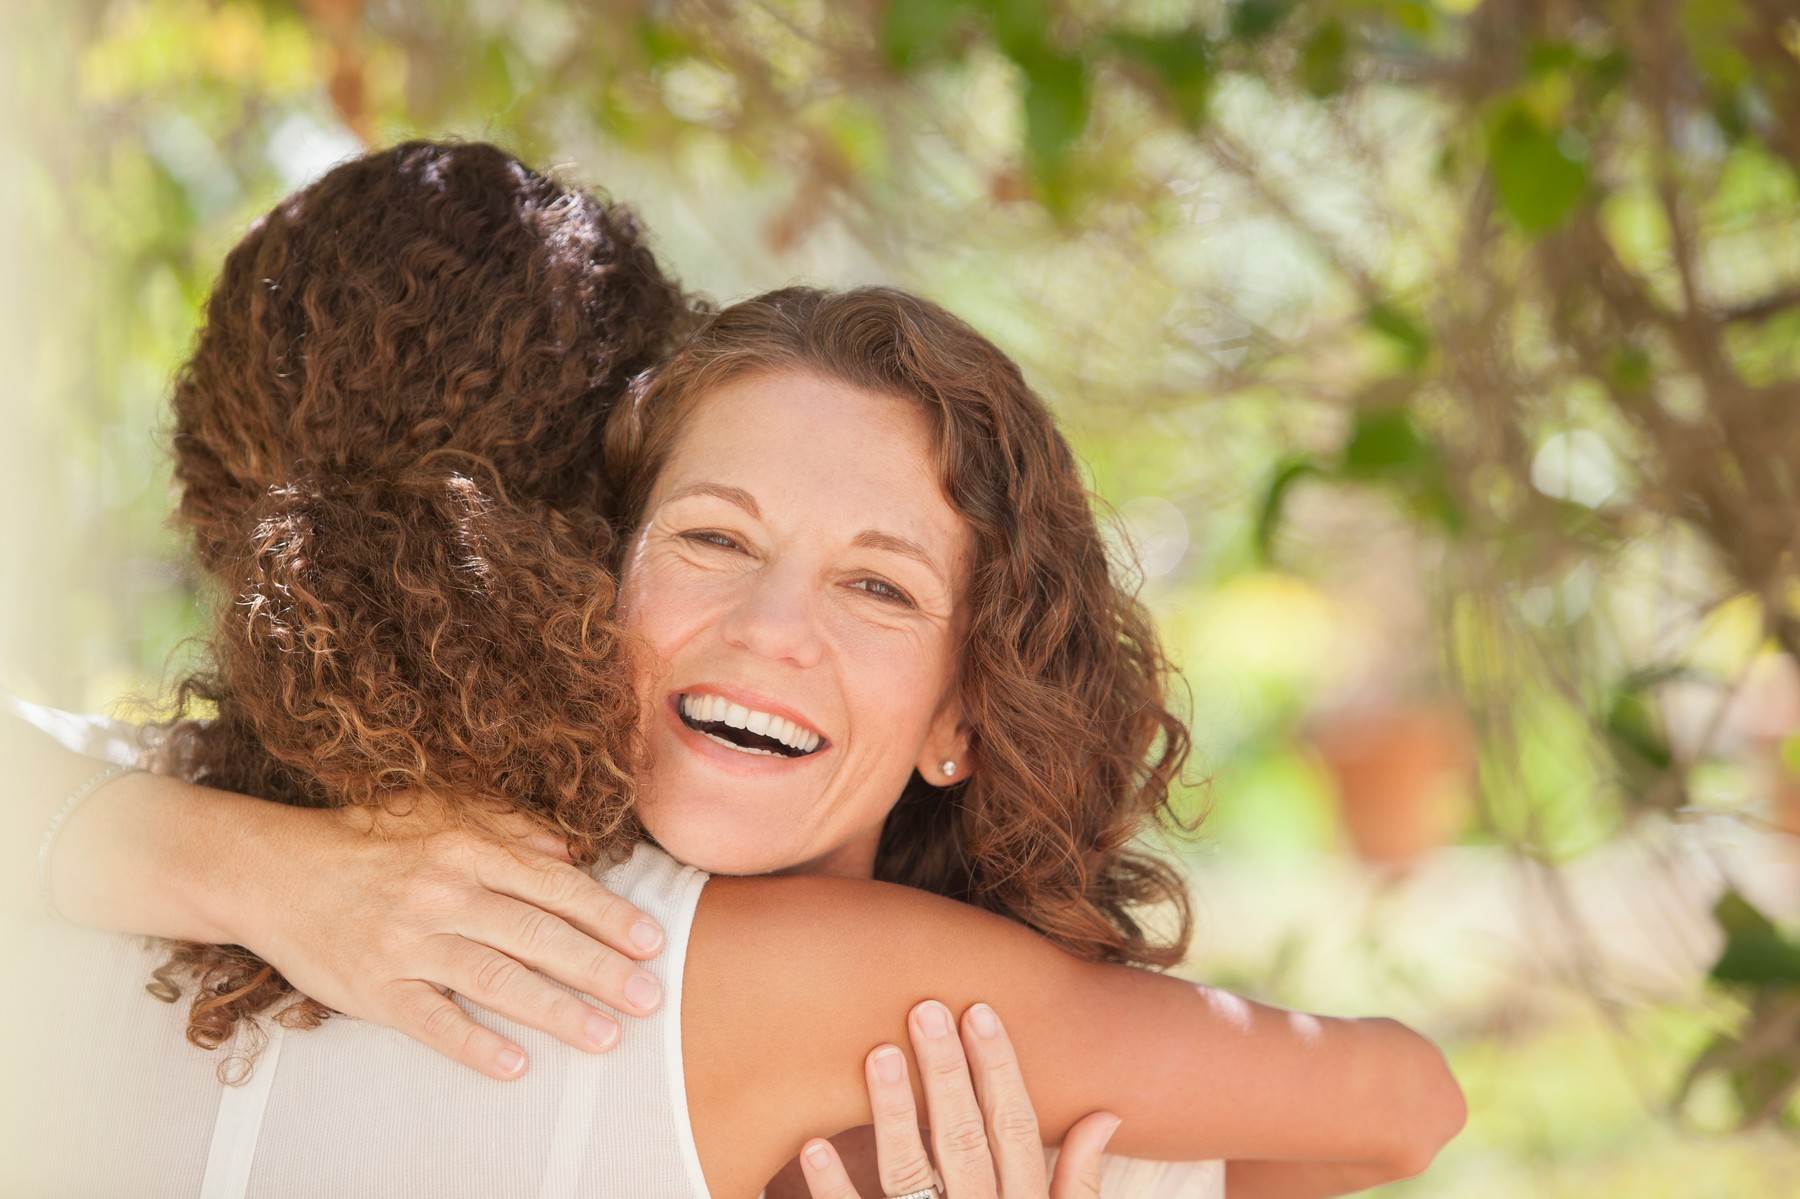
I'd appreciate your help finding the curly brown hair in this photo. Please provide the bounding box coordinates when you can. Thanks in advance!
[604,286,1201,968]
[150,140,692,1063]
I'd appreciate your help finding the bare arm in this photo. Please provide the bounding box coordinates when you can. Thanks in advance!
[5,707,237,940]
[1223,1160,1413,1199]
[685,874,1466,1199]
[5,707,673,1079]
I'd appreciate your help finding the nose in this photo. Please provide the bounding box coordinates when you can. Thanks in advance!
[716,561,825,669]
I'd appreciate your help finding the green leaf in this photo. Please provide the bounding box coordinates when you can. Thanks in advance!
[1526,40,1581,76]
[1409,474,1467,537]
[1342,406,1433,479]
[1366,303,1432,371]
[1336,406,1465,533]
[635,19,697,67]
[880,0,970,70]
[982,0,1051,62]
[1681,0,1751,90]
[1021,50,1089,180]
[1716,889,1778,940]
[1255,455,1327,561]
[1608,345,1653,394]
[1585,48,1631,98]
[1705,888,1800,991]
[1386,0,1438,38]
[1228,0,1292,41]
[1712,929,1800,988]
[1299,20,1349,98]
[1105,28,1213,127]
[1604,688,1674,772]
[1489,103,1590,234]
[1729,1055,1800,1124]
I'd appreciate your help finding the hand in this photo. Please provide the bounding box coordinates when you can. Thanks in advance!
[228,791,667,1081]
[798,998,1121,1199]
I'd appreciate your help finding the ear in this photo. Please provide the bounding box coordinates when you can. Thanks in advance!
[916,694,976,787]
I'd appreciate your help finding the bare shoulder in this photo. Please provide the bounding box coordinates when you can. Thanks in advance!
[701,872,1053,964]
[680,873,1090,1199]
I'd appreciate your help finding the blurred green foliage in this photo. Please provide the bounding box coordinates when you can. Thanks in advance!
[3,0,1800,1189]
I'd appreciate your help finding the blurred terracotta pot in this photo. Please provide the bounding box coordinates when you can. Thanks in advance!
[1758,732,1800,839]
[1739,653,1800,837]
[1307,703,1475,868]
[1773,763,1800,839]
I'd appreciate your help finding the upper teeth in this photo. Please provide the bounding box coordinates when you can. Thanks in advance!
[680,693,822,754]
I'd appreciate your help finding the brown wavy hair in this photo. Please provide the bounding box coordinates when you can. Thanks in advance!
[149,140,692,1065]
[604,286,1201,968]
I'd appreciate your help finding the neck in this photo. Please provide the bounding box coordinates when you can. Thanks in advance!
[773,826,880,880]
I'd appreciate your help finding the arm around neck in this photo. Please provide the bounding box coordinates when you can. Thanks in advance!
[680,873,1465,1199]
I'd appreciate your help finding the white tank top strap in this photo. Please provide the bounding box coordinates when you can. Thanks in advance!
[199,1017,287,1199]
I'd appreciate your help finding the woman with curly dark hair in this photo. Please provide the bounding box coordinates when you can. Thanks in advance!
[7,141,1463,1198]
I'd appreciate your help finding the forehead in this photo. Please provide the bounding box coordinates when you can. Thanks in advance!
[654,367,968,561]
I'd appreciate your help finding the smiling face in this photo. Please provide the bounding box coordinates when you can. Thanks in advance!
[617,367,974,878]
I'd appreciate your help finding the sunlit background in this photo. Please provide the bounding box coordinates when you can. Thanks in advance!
[4,2,1800,1194]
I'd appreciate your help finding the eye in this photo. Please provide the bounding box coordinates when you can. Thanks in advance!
[849,577,916,608]
[679,530,745,552]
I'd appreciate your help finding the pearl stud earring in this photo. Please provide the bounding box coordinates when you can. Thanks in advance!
[940,759,957,778]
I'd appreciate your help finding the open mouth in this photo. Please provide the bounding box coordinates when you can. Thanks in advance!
[675,692,826,759]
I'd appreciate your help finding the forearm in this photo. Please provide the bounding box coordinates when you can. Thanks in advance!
[1048,968,1465,1172]
[8,710,248,942]
[689,876,1469,1193]
[1225,1158,1416,1199]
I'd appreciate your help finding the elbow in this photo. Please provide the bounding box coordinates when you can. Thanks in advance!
[1388,1087,1466,1181]
[1377,1020,1467,1181]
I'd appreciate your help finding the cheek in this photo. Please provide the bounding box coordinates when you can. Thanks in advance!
[621,558,728,659]
[837,624,957,739]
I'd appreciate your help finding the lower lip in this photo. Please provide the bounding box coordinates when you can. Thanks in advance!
[664,695,829,775]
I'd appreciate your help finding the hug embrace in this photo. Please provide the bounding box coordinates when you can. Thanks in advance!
[5,140,1464,1198]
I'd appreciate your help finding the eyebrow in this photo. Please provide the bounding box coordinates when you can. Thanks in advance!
[664,481,761,518]
[666,480,948,587]
[852,529,947,587]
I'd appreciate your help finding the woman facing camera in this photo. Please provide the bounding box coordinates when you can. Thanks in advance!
[7,141,1463,1198]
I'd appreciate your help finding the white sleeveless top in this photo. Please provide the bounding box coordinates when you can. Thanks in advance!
[4,697,1224,1197]
[3,836,715,1197]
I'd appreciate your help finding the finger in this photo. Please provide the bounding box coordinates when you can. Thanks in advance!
[519,832,575,862]
[958,1003,1050,1196]
[462,891,664,1018]
[432,935,622,1054]
[910,999,998,1199]
[864,1044,937,1198]
[385,978,532,1081]
[470,839,666,961]
[798,1138,863,1199]
[1049,1113,1121,1199]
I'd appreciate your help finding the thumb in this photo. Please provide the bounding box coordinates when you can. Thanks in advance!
[1050,1112,1121,1199]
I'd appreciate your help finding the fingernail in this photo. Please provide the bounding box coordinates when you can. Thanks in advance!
[496,1047,527,1076]
[625,972,662,1011]
[872,1045,905,1084]
[915,1001,950,1039]
[1100,1114,1123,1149]
[804,1140,833,1168]
[969,1003,1000,1038]
[629,919,664,953]
[586,1012,619,1050]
